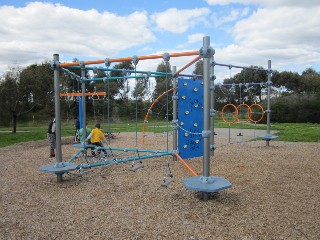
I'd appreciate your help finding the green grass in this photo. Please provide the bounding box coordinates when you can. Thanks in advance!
[269,123,320,142]
[0,121,319,148]
[0,120,171,148]
[0,123,75,148]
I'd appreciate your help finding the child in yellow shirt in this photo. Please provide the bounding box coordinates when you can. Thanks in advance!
[86,123,108,157]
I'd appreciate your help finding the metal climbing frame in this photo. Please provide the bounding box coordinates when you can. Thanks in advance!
[43,36,275,201]
[213,60,278,145]
[43,50,200,182]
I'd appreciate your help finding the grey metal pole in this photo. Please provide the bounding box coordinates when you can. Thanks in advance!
[266,60,271,147]
[172,66,178,161]
[210,56,215,155]
[80,62,87,142]
[53,54,63,183]
[202,36,213,201]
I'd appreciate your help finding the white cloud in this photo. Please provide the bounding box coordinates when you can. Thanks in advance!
[187,33,206,44]
[212,7,250,27]
[177,33,205,48]
[151,8,210,34]
[0,2,156,73]
[212,43,320,82]
[205,0,320,7]
[206,3,320,79]
[232,6,320,51]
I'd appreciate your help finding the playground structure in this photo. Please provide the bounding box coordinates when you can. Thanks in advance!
[40,36,277,200]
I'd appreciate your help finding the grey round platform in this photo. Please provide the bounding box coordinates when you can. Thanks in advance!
[257,134,278,140]
[73,143,96,149]
[183,176,232,193]
[39,162,78,174]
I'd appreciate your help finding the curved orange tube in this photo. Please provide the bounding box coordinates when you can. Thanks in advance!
[142,88,174,144]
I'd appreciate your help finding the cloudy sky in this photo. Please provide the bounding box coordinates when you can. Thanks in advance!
[0,0,319,81]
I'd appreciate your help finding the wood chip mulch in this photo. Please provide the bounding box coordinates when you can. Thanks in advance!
[1,129,319,239]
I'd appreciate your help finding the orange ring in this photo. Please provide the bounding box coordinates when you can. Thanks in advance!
[236,104,251,124]
[221,104,238,124]
[249,104,265,123]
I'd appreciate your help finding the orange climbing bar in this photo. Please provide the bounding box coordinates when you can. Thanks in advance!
[59,51,199,67]
[175,153,198,176]
[175,55,201,76]
[60,92,106,97]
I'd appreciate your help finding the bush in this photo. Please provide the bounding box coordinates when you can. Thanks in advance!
[271,93,320,123]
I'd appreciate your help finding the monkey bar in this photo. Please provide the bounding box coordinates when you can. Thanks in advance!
[59,51,199,67]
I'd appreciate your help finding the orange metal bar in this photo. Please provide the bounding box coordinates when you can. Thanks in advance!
[59,51,199,67]
[142,88,174,144]
[60,92,106,97]
[175,55,201,76]
[175,153,198,176]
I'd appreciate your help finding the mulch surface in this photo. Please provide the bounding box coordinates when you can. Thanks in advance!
[1,129,319,239]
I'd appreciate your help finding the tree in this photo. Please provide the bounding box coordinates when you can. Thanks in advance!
[20,62,54,117]
[107,61,134,119]
[223,67,268,104]
[193,60,203,75]
[109,61,134,100]
[0,66,34,132]
[272,70,302,93]
[152,61,172,119]
[0,63,54,132]
[132,75,150,100]
[300,68,320,94]
[0,66,26,132]
[153,61,172,98]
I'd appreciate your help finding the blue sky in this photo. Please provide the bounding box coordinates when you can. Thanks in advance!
[0,0,319,81]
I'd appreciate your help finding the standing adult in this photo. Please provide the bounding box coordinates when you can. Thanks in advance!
[74,116,80,142]
[47,118,56,159]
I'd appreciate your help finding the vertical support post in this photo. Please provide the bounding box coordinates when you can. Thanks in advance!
[172,66,178,161]
[266,60,272,146]
[209,56,215,155]
[202,36,214,201]
[107,79,110,140]
[104,58,111,143]
[53,54,63,183]
[80,62,87,141]
[78,96,83,129]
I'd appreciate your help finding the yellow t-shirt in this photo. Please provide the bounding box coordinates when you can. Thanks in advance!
[90,128,105,143]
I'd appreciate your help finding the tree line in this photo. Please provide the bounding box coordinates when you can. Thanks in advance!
[0,60,319,133]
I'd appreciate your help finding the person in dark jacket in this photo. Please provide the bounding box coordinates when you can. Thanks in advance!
[47,118,56,158]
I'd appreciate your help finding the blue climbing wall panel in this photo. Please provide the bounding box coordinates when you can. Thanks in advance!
[178,78,204,159]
